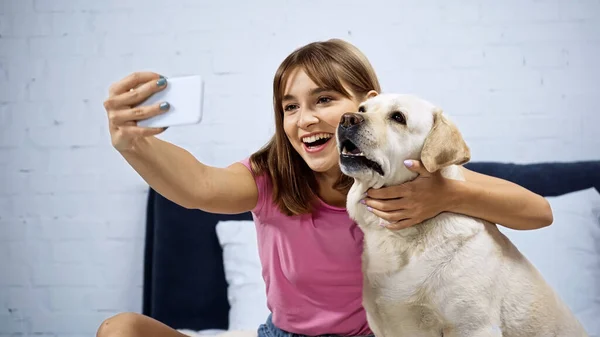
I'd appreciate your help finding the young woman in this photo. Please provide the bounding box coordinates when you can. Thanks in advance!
[99,39,553,337]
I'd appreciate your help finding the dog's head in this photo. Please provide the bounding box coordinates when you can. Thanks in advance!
[336,93,470,186]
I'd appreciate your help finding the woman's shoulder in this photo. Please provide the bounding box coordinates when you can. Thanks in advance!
[238,157,272,187]
[237,157,273,216]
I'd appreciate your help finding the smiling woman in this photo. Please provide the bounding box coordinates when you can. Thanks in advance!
[249,40,381,215]
[100,38,554,337]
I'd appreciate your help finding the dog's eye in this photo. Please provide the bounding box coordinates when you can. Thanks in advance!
[391,111,406,125]
[358,106,366,113]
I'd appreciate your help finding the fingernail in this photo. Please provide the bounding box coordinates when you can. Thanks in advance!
[367,206,372,212]
[404,160,413,167]
[157,77,167,87]
[379,220,387,227]
[360,199,366,205]
[159,102,170,110]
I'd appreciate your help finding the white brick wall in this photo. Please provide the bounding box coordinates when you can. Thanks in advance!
[0,0,598,336]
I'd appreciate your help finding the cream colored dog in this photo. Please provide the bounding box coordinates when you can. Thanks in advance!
[337,93,588,337]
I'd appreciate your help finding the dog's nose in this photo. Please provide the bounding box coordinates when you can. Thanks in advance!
[340,113,365,128]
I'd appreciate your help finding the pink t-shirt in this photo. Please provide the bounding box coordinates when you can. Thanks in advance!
[240,158,371,336]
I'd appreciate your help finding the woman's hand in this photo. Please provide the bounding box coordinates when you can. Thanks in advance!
[363,160,454,230]
[103,71,170,152]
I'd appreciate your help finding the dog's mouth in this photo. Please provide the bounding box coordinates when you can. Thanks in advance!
[339,139,384,176]
[341,139,364,156]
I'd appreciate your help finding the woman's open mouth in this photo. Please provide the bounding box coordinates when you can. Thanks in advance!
[301,133,333,153]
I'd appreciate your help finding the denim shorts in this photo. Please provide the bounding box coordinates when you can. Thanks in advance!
[257,314,375,337]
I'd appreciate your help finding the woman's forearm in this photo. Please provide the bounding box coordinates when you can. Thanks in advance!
[120,137,258,213]
[445,168,554,230]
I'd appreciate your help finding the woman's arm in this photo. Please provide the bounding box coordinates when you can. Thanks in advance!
[448,166,554,230]
[121,137,259,214]
[364,160,554,230]
[104,71,258,214]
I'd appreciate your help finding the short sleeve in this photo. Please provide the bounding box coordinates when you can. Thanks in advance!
[239,157,270,216]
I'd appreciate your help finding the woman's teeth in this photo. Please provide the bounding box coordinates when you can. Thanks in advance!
[302,133,332,144]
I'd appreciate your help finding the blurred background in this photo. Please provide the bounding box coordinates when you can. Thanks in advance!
[1,0,599,336]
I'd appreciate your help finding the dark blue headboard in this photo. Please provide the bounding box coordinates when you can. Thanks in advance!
[142,161,600,331]
[464,161,599,197]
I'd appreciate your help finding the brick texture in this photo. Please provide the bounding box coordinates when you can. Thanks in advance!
[0,0,598,336]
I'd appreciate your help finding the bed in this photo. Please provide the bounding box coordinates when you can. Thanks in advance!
[142,160,600,336]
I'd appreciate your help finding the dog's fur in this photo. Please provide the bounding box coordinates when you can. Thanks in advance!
[337,93,588,337]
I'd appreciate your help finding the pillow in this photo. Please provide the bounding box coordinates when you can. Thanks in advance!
[216,220,270,331]
[498,187,600,335]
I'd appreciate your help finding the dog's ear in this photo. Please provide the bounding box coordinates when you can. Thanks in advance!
[420,108,471,173]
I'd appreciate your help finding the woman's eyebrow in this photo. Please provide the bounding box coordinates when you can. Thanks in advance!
[282,88,333,102]
[309,87,332,96]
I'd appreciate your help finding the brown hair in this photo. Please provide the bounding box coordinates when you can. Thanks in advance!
[249,38,382,216]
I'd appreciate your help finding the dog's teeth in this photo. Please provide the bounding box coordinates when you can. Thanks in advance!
[343,151,365,157]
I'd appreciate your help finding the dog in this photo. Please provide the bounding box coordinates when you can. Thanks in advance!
[337,93,588,337]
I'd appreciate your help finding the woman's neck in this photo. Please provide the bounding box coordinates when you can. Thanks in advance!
[315,168,348,208]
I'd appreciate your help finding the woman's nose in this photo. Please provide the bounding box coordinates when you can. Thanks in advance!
[297,108,318,128]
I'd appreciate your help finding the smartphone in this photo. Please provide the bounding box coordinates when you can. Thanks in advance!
[136,75,204,128]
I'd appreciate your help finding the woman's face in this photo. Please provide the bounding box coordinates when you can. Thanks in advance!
[281,67,375,175]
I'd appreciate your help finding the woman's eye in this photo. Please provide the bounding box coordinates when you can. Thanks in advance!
[317,96,332,104]
[284,104,298,112]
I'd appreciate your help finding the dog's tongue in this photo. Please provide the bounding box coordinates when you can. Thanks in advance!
[350,147,362,155]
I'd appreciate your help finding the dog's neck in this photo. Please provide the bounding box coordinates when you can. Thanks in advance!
[350,165,473,275]
[382,166,421,188]
[382,164,463,187]
[351,166,420,193]
[348,164,465,232]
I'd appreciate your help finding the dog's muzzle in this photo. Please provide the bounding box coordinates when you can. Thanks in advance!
[337,113,385,176]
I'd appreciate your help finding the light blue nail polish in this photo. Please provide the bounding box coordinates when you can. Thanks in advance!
[404,160,413,167]
[360,199,366,204]
[159,102,170,110]
[367,206,373,212]
[157,77,167,87]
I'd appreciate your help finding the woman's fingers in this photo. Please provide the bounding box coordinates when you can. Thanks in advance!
[108,101,170,126]
[363,197,408,212]
[108,71,163,96]
[367,207,409,223]
[104,71,170,152]
[119,125,169,138]
[104,74,167,111]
